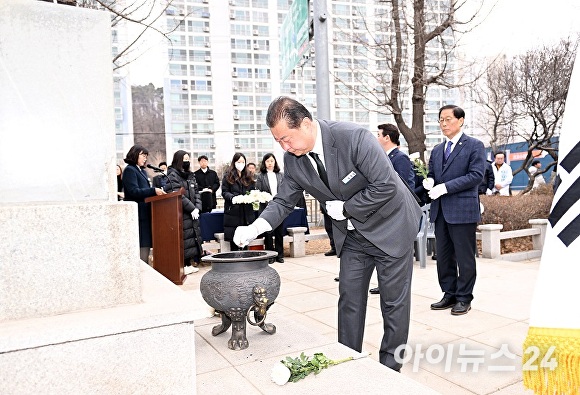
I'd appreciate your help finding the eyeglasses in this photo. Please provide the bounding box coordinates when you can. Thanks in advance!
[139,153,148,157]
[439,117,456,124]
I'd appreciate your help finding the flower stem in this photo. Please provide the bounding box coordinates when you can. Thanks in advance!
[330,357,354,365]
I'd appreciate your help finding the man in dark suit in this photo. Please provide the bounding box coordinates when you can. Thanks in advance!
[377,123,415,189]
[193,155,220,213]
[424,105,486,315]
[369,123,415,294]
[234,97,421,371]
[151,161,168,189]
[478,160,495,195]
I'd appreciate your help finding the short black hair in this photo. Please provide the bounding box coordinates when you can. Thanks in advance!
[532,160,541,166]
[494,151,505,158]
[158,162,167,167]
[377,123,400,145]
[198,155,208,162]
[438,104,465,120]
[266,96,312,129]
[123,145,148,166]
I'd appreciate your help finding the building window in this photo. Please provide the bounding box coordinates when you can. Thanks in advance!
[169,64,188,76]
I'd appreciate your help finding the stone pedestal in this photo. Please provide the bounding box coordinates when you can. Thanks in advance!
[0,1,197,393]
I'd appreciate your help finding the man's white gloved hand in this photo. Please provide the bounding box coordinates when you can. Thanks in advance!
[201,188,212,193]
[422,177,435,190]
[233,218,272,247]
[326,200,346,221]
[192,208,200,220]
[428,183,448,200]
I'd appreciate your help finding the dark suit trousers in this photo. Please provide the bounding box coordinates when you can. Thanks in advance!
[264,223,284,258]
[321,208,335,249]
[339,229,413,371]
[434,214,477,302]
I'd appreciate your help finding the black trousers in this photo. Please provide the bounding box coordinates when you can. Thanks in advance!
[338,229,413,371]
[321,207,335,250]
[264,224,284,258]
[434,214,477,302]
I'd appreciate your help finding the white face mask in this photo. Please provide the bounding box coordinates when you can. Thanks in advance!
[235,163,245,172]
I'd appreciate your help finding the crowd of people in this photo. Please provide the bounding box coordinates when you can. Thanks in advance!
[116,145,311,275]
[116,96,549,372]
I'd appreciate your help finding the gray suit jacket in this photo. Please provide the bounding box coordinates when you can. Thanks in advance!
[260,120,422,258]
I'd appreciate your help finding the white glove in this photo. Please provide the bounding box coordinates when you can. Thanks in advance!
[326,200,346,221]
[428,183,448,200]
[201,188,212,193]
[485,189,493,196]
[233,218,272,247]
[192,208,200,220]
[422,177,435,190]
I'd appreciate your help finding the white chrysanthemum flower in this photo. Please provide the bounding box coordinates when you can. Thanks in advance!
[409,152,421,160]
[232,190,272,205]
[270,362,291,385]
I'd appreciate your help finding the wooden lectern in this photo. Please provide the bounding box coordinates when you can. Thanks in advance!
[145,189,185,285]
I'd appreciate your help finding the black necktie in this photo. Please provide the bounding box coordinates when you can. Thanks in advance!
[309,152,329,188]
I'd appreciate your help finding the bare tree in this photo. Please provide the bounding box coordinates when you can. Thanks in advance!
[471,56,520,154]
[511,38,577,194]
[132,84,165,167]
[336,0,485,160]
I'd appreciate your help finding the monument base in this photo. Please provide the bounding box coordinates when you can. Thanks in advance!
[0,263,201,394]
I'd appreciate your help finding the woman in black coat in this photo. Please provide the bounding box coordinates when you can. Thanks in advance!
[221,152,256,251]
[165,150,204,275]
[122,145,166,263]
[255,153,285,263]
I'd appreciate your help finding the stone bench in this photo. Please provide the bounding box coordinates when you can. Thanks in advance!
[477,219,548,260]
[214,226,311,258]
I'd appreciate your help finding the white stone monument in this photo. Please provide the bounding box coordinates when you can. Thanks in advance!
[0,1,197,392]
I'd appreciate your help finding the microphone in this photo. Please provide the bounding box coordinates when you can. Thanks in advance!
[147,164,175,193]
[147,164,164,172]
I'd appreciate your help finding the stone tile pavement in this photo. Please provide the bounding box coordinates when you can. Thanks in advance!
[180,248,539,394]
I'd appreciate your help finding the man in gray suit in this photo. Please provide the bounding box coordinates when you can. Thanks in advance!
[234,97,421,371]
[424,105,486,315]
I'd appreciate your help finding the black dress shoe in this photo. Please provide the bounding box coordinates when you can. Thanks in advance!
[276,257,284,263]
[369,287,380,294]
[334,277,339,282]
[430,296,456,310]
[451,301,471,315]
[431,254,437,260]
[324,249,337,256]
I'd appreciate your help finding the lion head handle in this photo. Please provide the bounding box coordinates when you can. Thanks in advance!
[246,285,269,326]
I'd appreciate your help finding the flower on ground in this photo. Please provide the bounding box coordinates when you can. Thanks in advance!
[270,362,291,385]
[271,352,368,385]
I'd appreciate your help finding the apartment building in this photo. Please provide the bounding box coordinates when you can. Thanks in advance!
[162,0,457,169]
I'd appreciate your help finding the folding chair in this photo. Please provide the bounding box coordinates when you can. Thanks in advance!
[414,204,430,269]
